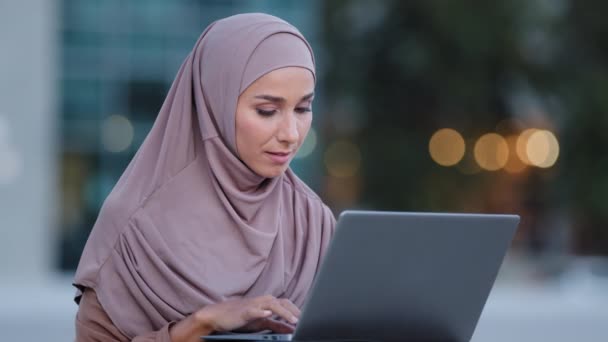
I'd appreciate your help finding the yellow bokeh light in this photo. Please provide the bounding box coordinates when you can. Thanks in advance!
[324,141,362,178]
[516,128,538,165]
[474,133,509,171]
[503,135,527,173]
[428,128,465,166]
[526,130,559,168]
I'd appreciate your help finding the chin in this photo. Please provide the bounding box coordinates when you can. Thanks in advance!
[257,165,289,178]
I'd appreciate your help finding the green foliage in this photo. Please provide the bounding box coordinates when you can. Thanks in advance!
[322,0,608,254]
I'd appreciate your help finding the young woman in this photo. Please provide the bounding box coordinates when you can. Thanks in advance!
[73,13,335,342]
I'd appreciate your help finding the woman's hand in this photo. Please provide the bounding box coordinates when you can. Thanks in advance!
[195,295,301,334]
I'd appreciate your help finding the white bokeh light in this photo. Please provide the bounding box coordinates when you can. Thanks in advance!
[101,115,134,153]
[0,145,23,185]
[295,128,317,159]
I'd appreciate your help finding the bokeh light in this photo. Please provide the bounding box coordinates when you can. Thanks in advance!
[503,135,527,173]
[429,128,466,166]
[324,140,362,178]
[516,128,538,165]
[0,143,22,185]
[101,115,134,153]
[526,130,559,168]
[295,128,317,159]
[474,133,509,171]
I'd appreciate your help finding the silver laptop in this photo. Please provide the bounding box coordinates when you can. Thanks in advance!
[203,210,519,341]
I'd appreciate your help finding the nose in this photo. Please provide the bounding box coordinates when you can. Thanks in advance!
[277,112,299,145]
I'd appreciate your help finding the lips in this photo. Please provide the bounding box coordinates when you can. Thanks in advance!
[265,151,292,164]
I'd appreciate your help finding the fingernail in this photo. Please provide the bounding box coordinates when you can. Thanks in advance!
[291,316,298,324]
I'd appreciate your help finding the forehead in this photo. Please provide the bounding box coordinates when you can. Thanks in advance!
[243,67,315,97]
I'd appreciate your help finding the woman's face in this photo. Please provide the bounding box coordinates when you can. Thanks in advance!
[235,67,315,178]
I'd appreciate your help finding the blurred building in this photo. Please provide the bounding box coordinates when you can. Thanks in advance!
[58,0,324,271]
[1,0,322,340]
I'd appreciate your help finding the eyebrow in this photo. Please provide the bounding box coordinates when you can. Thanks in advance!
[253,92,314,103]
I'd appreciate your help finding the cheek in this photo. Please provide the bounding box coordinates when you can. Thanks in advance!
[237,112,273,153]
[236,112,254,159]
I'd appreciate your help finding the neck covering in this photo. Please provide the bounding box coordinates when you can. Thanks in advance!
[73,13,336,338]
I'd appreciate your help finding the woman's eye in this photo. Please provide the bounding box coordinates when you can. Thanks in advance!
[295,107,312,114]
[256,109,277,116]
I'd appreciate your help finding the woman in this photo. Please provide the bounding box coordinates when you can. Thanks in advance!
[73,13,336,342]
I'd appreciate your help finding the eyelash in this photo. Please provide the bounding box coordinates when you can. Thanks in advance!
[296,107,312,114]
[256,107,312,117]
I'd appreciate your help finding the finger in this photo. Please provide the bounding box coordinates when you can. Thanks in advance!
[265,300,298,325]
[243,307,273,321]
[257,318,296,334]
[232,318,267,333]
[278,298,301,319]
[253,295,298,324]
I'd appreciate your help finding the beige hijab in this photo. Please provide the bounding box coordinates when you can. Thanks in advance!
[73,13,335,338]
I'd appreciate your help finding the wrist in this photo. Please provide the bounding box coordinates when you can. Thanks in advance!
[193,308,216,333]
[169,310,216,342]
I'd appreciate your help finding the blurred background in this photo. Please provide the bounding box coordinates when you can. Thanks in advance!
[1,0,607,340]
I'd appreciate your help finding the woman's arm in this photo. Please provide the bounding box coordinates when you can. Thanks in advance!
[75,288,133,341]
[75,288,214,342]
[168,311,214,342]
[170,296,299,341]
[75,289,298,342]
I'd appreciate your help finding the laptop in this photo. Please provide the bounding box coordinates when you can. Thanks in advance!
[203,210,519,341]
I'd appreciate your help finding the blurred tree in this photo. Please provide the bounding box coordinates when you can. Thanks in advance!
[321,0,608,255]
[559,1,608,254]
